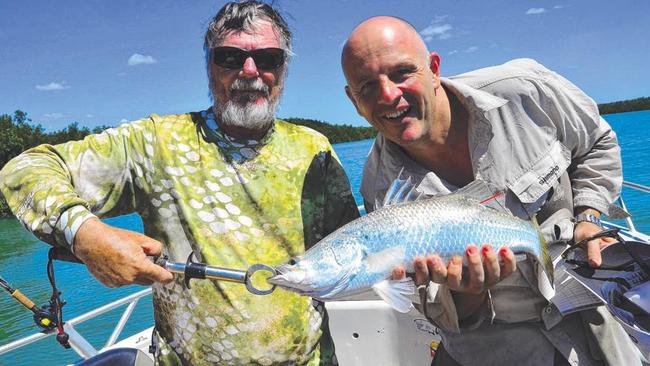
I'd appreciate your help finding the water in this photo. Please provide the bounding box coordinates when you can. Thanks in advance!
[1,110,649,365]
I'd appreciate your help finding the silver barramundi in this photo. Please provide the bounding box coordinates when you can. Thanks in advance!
[268,179,553,313]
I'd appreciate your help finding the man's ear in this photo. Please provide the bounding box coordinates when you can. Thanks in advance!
[345,85,362,116]
[429,52,441,76]
[429,52,441,88]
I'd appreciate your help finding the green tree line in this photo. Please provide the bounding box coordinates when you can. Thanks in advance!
[284,117,376,143]
[0,111,376,218]
[0,111,110,217]
[598,97,650,115]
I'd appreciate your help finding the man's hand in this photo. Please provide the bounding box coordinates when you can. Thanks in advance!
[73,218,174,287]
[392,244,517,317]
[574,221,618,268]
[574,207,618,268]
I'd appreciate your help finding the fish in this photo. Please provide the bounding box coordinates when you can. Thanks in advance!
[267,178,553,313]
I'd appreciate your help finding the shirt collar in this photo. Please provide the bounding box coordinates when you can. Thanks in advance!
[199,109,274,163]
[440,77,508,114]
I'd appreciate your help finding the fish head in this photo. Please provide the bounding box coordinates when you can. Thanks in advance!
[268,238,364,299]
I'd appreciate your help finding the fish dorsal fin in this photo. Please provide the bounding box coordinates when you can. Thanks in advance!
[454,179,509,214]
[378,168,425,209]
[371,278,416,313]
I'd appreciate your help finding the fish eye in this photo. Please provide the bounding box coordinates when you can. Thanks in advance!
[288,258,297,265]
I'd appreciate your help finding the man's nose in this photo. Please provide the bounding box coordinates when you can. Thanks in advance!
[379,77,402,104]
[240,57,259,78]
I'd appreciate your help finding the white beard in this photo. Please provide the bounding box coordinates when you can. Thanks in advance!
[214,78,282,134]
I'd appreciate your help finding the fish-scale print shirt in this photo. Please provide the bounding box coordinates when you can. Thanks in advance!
[0,109,359,365]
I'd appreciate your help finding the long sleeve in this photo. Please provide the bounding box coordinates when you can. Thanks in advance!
[509,59,623,215]
[0,118,156,250]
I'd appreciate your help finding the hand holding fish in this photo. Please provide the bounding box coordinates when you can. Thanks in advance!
[392,244,517,294]
[268,179,554,314]
[390,243,518,319]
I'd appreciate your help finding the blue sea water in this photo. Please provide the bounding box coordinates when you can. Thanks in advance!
[0,110,649,365]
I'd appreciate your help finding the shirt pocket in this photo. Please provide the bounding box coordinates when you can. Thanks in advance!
[507,141,571,204]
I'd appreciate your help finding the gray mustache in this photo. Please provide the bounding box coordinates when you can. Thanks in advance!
[230,79,269,95]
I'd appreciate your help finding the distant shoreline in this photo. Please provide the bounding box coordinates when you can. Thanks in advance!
[598,97,650,115]
[1,100,648,219]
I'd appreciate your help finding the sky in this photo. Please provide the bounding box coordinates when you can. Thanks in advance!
[1,0,649,131]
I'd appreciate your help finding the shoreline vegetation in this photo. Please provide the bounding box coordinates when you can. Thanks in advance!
[1,97,648,218]
[599,97,650,115]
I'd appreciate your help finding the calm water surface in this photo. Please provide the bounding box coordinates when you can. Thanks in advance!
[1,110,649,364]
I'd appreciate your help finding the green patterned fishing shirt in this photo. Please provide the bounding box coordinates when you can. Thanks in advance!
[0,109,359,365]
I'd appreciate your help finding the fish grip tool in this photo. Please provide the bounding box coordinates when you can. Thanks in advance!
[155,252,277,295]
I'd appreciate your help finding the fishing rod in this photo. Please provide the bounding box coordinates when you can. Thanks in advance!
[154,252,277,295]
[0,247,72,348]
[0,274,58,332]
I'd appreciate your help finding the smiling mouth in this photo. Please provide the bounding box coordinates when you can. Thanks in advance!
[385,106,411,120]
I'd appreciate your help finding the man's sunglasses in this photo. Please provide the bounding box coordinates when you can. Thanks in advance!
[212,47,286,70]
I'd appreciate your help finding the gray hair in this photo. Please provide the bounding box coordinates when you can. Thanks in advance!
[204,1,292,62]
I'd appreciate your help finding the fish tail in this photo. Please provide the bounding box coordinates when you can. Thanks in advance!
[531,216,555,300]
[531,216,554,277]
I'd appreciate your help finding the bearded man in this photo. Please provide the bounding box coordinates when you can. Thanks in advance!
[0,2,358,365]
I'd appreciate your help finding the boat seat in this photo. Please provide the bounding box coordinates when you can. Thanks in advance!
[74,348,154,366]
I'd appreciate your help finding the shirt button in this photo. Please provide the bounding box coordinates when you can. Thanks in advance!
[544,306,553,314]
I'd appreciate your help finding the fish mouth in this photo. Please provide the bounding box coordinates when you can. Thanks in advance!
[267,266,314,295]
[268,265,352,300]
[266,268,314,295]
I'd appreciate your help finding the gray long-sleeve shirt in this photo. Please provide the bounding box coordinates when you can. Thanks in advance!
[361,59,637,365]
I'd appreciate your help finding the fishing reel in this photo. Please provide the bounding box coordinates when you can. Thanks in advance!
[32,300,60,332]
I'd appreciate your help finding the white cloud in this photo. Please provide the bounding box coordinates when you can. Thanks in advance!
[85,114,94,118]
[420,24,452,42]
[525,8,546,15]
[553,5,564,9]
[420,16,453,42]
[43,113,64,119]
[128,53,157,66]
[447,46,479,56]
[120,118,129,123]
[35,81,70,91]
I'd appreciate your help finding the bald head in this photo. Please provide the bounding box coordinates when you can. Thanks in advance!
[342,16,429,78]
[340,15,448,152]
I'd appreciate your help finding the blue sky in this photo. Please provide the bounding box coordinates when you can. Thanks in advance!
[1,1,648,130]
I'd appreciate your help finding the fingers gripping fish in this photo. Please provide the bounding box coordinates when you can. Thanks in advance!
[268,176,554,313]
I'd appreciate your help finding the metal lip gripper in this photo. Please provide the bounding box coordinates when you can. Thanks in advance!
[155,252,277,295]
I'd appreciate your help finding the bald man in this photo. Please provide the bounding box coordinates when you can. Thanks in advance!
[342,16,638,366]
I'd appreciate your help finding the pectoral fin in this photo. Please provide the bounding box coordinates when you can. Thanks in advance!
[372,278,416,313]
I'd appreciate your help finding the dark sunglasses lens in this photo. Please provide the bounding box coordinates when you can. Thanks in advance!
[213,48,246,69]
[213,47,285,70]
[251,49,285,69]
